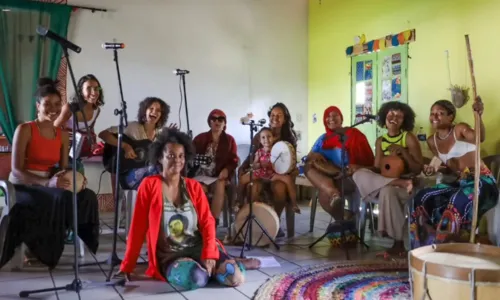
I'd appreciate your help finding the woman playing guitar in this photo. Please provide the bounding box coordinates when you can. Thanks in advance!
[98,97,176,190]
[54,74,104,174]
[352,101,422,259]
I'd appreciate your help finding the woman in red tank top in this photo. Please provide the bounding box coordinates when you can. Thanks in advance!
[0,78,100,269]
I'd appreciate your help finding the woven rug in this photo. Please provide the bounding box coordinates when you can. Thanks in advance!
[253,260,410,300]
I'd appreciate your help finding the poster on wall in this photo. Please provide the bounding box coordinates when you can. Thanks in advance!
[382,80,392,102]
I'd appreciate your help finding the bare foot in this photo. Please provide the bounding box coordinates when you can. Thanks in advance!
[329,194,344,221]
[292,203,301,214]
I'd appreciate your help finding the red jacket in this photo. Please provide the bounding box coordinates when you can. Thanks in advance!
[193,131,239,178]
[120,175,219,281]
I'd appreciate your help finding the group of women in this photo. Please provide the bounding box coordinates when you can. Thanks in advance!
[305,98,498,259]
[1,72,497,291]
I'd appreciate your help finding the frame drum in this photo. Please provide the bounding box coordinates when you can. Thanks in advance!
[409,243,500,299]
[234,202,279,247]
[271,141,296,175]
[62,171,85,193]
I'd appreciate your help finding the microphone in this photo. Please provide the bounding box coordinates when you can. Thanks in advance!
[356,113,379,120]
[36,25,81,53]
[102,42,125,50]
[173,69,190,75]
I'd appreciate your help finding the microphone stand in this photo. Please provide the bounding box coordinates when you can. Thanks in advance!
[177,73,192,139]
[20,43,115,298]
[232,120,280,256]
[78,48,131,281]
[308,118,372,258]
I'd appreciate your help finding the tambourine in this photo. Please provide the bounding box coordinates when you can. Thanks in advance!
[271,141,296,175]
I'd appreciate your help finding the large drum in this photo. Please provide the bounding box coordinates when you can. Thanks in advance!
[234,202,279,247]
[271,141,296,175]
[62,171,85,193]
[409,243,500,299]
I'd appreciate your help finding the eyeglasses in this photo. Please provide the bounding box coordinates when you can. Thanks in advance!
[210,116,225,123]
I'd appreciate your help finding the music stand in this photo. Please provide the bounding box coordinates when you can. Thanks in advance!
[232,120,280,257]
[19,36,117,298]
[308,118,372,259]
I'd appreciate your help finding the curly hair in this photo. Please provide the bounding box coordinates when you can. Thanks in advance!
[377,101,416,132]
[432,99,456,121]
[148,128,195,166]
[267,102,297,147]
[35,77,61,102]
[137,97,170,129]
[71,74,104,107]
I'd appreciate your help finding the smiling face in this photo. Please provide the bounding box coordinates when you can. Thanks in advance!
[385,109,404,131]
[145,101,162,125]
[82,79,100,104]
[429,104,454,129]
[37,94,62,122]
[269,107,285,129]
[325,110,342,130]
[161,143,185,175]
[259,129,274,149]
[209,114,226,132]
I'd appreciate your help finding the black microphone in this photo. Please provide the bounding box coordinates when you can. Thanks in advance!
[356,113,379,121]
[102,42,125,50]
[173,69,190,75]
[36,25,81,53]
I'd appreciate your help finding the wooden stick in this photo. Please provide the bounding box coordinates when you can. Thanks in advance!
[465,34,481,244]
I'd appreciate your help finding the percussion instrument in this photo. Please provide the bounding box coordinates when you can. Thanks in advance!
[234,202,279,247]
[271,141,296,175]
[409,243,500,300]
[62,171,85,193]
[310,159,340,176]
[380,155,405,178]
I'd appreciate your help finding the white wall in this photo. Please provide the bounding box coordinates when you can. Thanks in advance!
[66,0,309,156]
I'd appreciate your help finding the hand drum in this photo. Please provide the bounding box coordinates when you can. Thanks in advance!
[380,155,405,178]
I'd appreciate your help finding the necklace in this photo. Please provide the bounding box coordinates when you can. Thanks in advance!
[437,127,453,140]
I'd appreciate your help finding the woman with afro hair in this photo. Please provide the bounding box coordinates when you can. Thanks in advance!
[351,101,423,259]
[117,128,260,290]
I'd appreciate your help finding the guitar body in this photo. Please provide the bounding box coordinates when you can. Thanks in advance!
[102,134,152,173]
[380,155,405,178]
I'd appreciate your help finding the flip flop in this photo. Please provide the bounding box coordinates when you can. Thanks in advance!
[215,262,245,286]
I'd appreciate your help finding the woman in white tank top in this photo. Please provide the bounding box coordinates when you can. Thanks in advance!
[411,98,498,249]
[54,74,104,174]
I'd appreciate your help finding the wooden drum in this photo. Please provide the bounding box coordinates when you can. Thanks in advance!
[234,202,279,247]
[409,243,500,300]
[62,171,85,193]
[271,141,296,175]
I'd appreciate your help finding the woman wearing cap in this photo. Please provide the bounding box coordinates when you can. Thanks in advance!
[192,109,239,226]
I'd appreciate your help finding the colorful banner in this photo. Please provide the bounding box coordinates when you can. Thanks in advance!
[346,29,416,57]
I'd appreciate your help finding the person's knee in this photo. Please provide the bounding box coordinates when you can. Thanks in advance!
[215,260,245,287]
[165,259,209,291]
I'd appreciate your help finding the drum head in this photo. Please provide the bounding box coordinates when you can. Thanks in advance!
[63,172,84,193]
[234,202,279,247]
[271,141,295,175]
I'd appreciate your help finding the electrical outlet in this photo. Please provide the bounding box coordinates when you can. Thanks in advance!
[296,130,302,141]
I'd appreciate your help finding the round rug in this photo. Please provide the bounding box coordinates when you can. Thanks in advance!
[253,260,410,300]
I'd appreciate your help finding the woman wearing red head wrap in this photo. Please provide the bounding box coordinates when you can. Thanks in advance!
[192,109,239,227]
[305,106,374,221]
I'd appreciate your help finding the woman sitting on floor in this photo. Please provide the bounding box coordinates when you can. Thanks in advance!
[192,109,239,227]
[351,101,423,259]
[305,106,374,221]
[116,128,259,291]
[98,97,176,190]
[411,98,498,248]
[0,78,99,269]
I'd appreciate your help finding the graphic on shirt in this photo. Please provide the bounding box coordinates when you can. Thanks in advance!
[168,214,189,243]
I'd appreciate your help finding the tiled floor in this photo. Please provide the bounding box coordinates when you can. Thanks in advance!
[0,202,396,300]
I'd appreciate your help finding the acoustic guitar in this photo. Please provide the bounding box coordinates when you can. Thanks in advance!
[102,134,152,173]
[102,133,214,174]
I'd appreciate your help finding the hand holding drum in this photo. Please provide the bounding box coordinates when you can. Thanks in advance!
[48,170,85,192]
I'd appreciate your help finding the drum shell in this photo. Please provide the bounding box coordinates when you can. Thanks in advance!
[410,243,500,300]
[234,202,279,247]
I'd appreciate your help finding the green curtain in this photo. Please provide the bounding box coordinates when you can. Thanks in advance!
[0,0,71,143]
